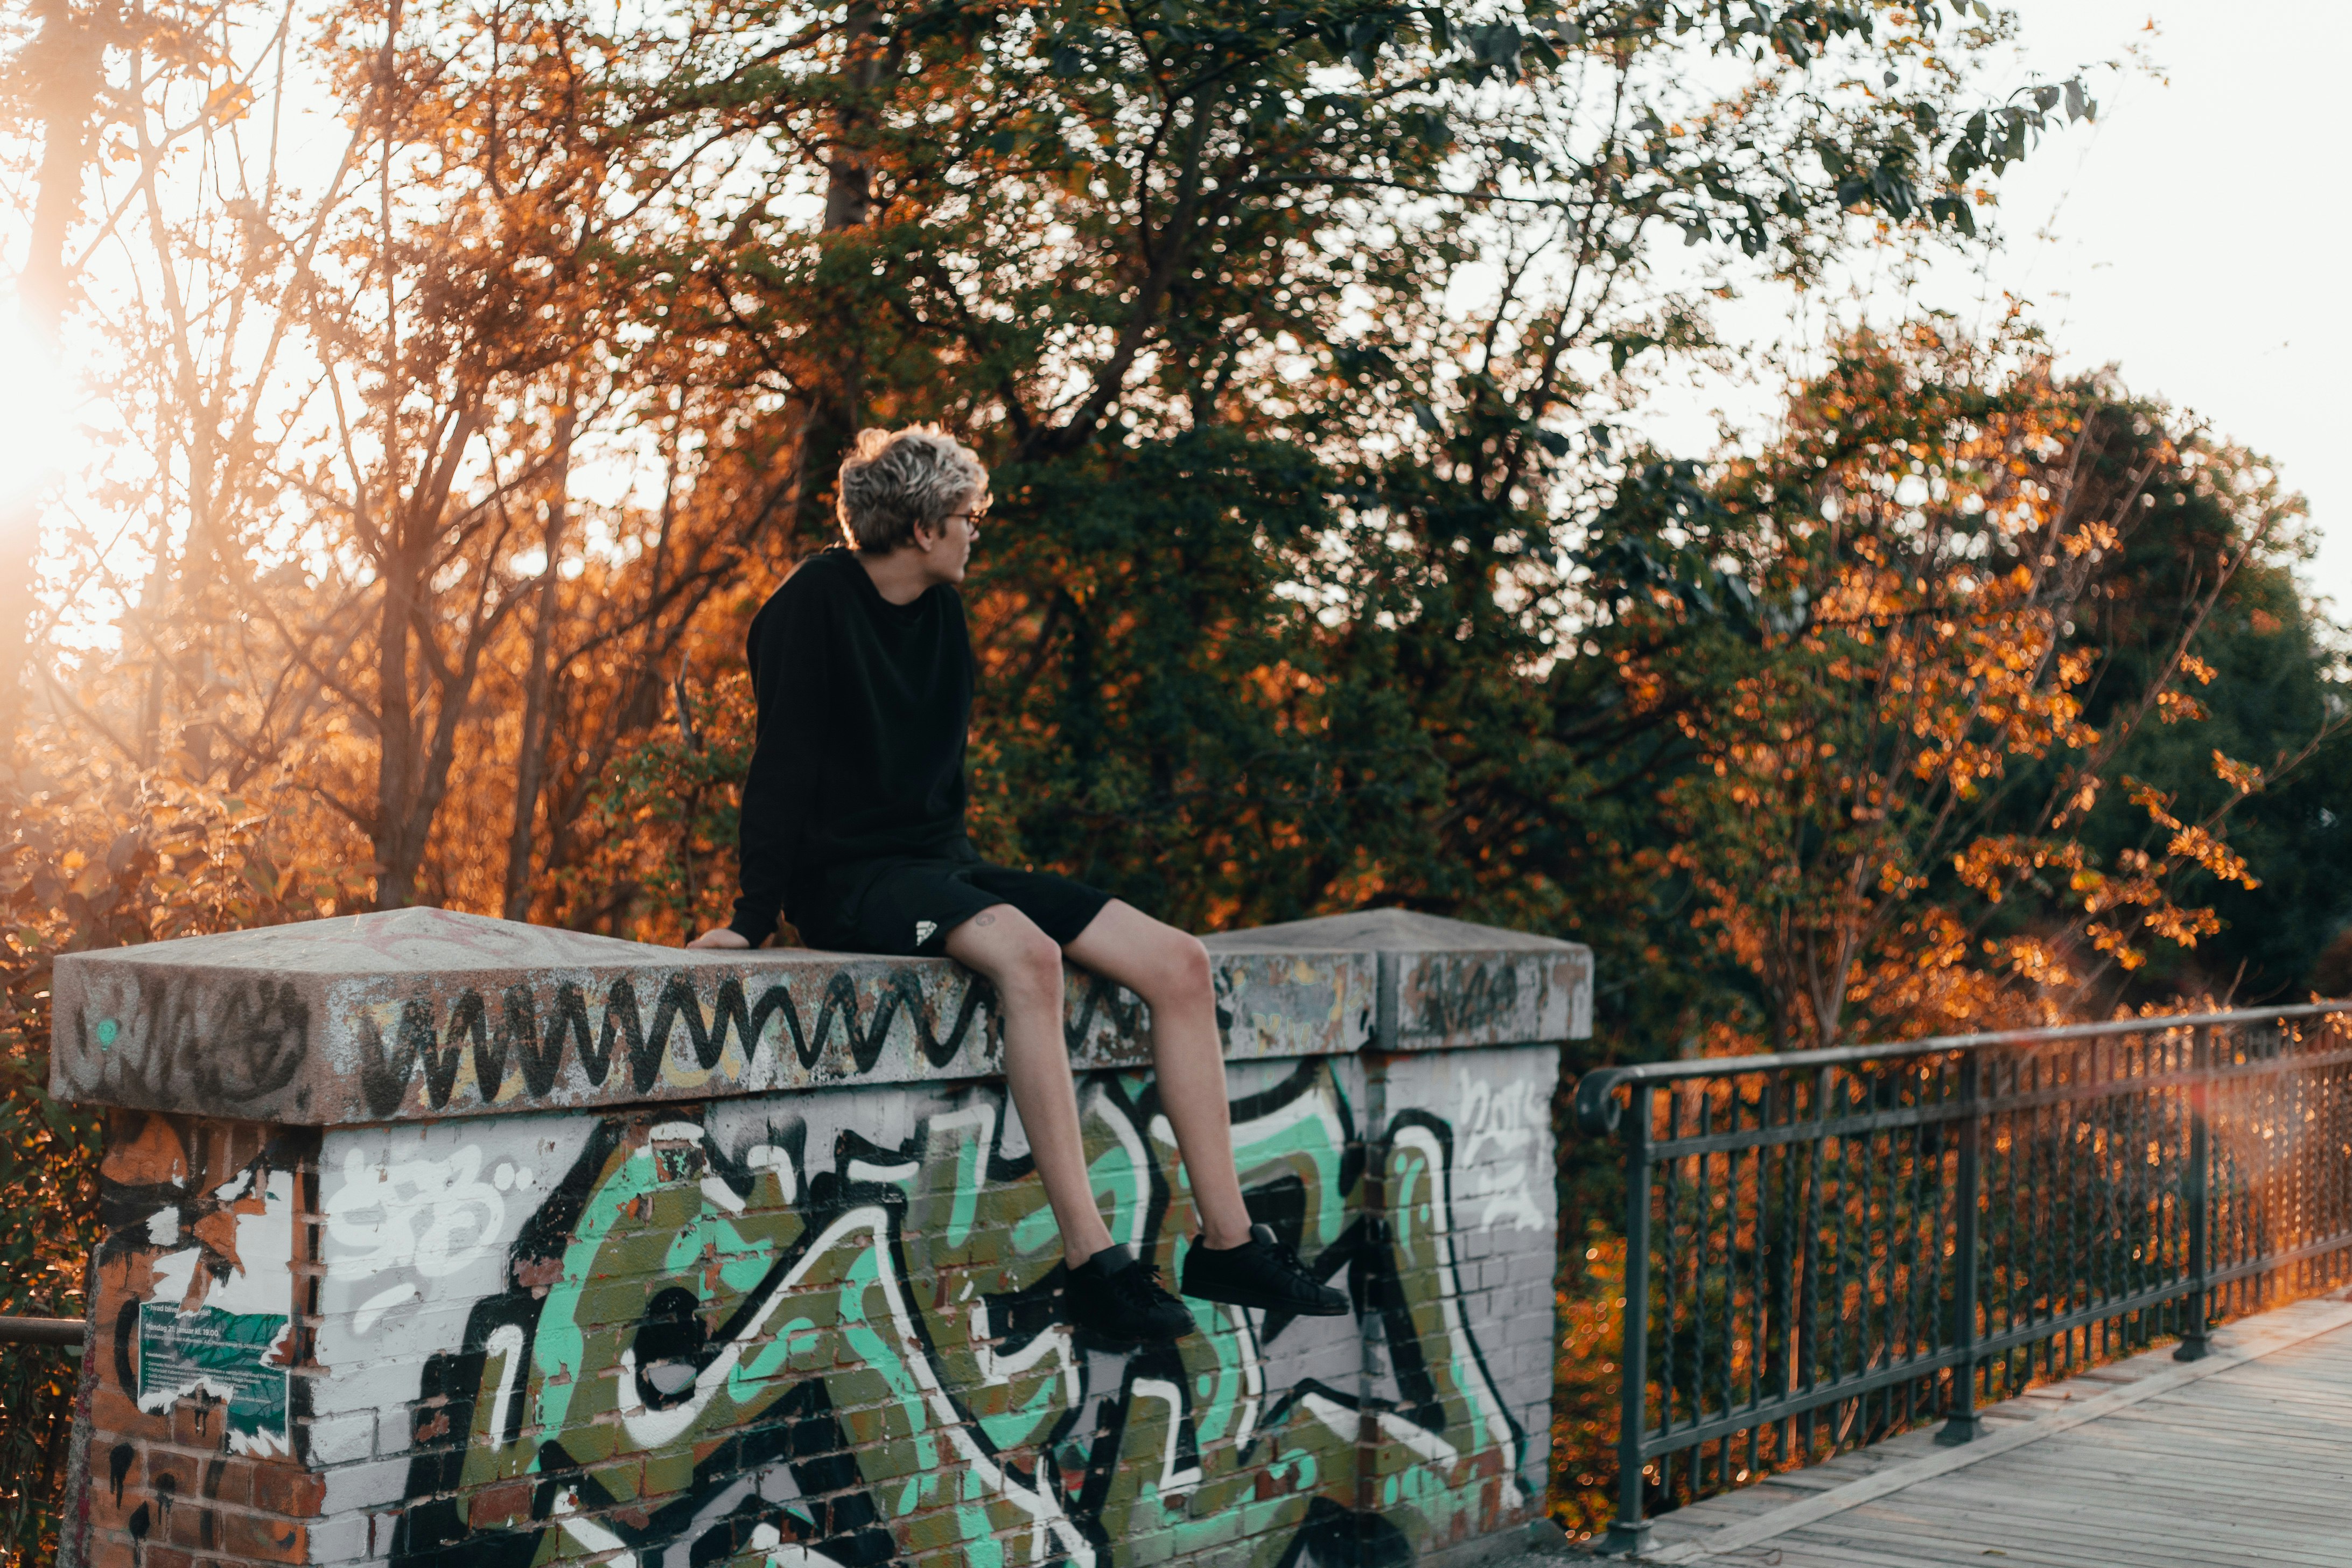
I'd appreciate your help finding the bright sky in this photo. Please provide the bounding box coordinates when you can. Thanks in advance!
[1644,2,2352,632]
[1991,2,2352,626]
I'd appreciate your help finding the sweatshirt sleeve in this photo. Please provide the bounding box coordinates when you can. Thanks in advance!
[728,578,827,943]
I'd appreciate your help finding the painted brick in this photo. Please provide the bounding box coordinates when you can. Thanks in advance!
[57,909,1577,1568]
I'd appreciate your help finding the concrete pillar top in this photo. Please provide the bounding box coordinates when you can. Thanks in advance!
[50,905,1591,1126]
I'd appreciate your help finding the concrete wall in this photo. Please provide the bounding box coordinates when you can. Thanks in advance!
[55,909,1585,1568]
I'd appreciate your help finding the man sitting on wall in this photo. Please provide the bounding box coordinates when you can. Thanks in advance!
[690,425,1348,1342]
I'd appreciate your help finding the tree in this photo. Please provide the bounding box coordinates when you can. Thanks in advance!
[1587,323,2345,1049]
[584,0,2102,934]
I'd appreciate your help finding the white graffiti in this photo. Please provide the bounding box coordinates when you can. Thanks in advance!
[1128,1378,1206,1499]
[1453,1068,1549,1233]
[325,1143,530,1288]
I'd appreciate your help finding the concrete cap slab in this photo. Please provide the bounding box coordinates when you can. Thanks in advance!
[51,905,1585,1124]
[1201,907,1578,954]
[1206,906,1593,1051]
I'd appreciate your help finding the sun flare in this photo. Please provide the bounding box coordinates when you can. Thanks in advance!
[0,313,77,507]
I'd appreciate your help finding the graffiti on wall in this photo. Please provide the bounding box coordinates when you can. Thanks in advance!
[308,1058,1544,1568]
[78,1053,1554,1568]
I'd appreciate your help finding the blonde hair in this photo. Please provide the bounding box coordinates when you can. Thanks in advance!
[835,425,988,552]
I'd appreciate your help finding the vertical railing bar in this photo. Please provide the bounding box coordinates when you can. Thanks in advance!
[1871,1072,1888,1427]
[1727,1114,1740,1474]
[2174,1024,2211,1361]
[1924,1059,1948,1396]
[1802,1067,1828,1463]
[1870,1070,1892,1397]
[1693,1086,1712,1450]
[1717,1118,1736,1485]
[2107,1034,2126,1354]
[1938,1048,1982,1444]
[1660,1091,1682,1438]
[2026,1055,2047,1350]
[2088,1036,2104,1353]
[1901,1069,1920,1428]
[1607,1082,1657,1557]
[2064,1039,2084,1370]
[1835,1069,1860,1413]
[2171,1025,2189,1336]
[1737,1134,1753,1482]
[2064,1047,2077,1372]
[2130,1030,2153,1343]
[1745,1080,1770,1427]
[2239,1021,2252,1312]
[2108,1035,2127,1349]
[2115,1035,2129,1348]
[1916,1060,1940,1363]
[1900,1073,1920,1423]
[1721,1086,1738,1465]
[2041,1049,2061,1378]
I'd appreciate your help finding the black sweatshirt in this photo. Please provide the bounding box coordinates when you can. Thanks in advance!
[726,548,975,943]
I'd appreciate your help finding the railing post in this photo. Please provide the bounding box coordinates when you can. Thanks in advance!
[2175,1025,2212,1361]
[1938,1050,1983,1444]
[1606,1082,1656,1558]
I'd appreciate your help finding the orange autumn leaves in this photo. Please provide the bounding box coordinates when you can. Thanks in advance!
[1625,324,2280,1048]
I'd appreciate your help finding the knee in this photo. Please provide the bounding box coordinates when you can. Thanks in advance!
[995,926,1068,1005]
[1145,933,1214,1004]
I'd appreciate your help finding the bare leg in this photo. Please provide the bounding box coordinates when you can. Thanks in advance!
[1065,901,1255,1251]
[945,906,1116,1266]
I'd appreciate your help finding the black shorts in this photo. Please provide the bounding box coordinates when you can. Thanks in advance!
[795,855,1115,958]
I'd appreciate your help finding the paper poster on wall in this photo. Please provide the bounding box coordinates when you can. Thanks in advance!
[136,1303,291,1453]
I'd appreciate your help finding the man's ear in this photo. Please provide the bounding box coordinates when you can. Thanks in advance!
[908,520,940,553]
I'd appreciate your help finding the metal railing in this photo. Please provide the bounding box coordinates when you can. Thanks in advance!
[1573,1002,2352,1556]
[0,1317,83,1347]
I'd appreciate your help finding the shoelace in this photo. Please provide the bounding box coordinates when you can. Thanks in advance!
[1259,1236,1320,1287]
[1114,1261,1175,1307]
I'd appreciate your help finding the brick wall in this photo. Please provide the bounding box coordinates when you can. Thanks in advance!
[71,1048,1558,1568]
[78,1111,323,1568]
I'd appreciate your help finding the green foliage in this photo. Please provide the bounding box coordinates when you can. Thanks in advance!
[968,432,1408,928]
[556,671,760,942]
[2050,432,2352,1000]
[0,1043,91,1568]
[0,755,375,1565]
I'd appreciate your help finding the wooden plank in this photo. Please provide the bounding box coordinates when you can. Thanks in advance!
[1779,1495,2349,1568]
[2028,1412,2352,1466]
[1646,1297,2352,1568]
[1893,1466,2352,1538]
[1923,1447,2352,1518]
[1807,1496,2352,1568]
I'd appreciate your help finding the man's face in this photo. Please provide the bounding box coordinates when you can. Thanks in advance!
[917,488,984,583]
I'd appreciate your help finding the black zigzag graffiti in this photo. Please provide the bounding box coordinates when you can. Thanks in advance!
[355,968,997,1117]
[1062,973,1150,1055]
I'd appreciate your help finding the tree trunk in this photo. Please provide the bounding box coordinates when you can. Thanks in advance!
[0,0,107,752]
[371,519,424,908]
[503,391,575,919]
[781,0,888,545]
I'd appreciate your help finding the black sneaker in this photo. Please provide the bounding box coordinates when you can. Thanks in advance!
[1063,1244,1194,1345]
[1180,1224,1350,1315]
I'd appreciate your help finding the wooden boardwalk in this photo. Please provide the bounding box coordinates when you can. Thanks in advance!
[1622,1292,2352,1568]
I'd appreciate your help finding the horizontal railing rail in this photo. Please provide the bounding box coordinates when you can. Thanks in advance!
[0,1315,85,1347]
[1577,1001,2352,1556]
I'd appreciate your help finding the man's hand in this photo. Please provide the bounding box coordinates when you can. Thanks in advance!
[688,927,752,950]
